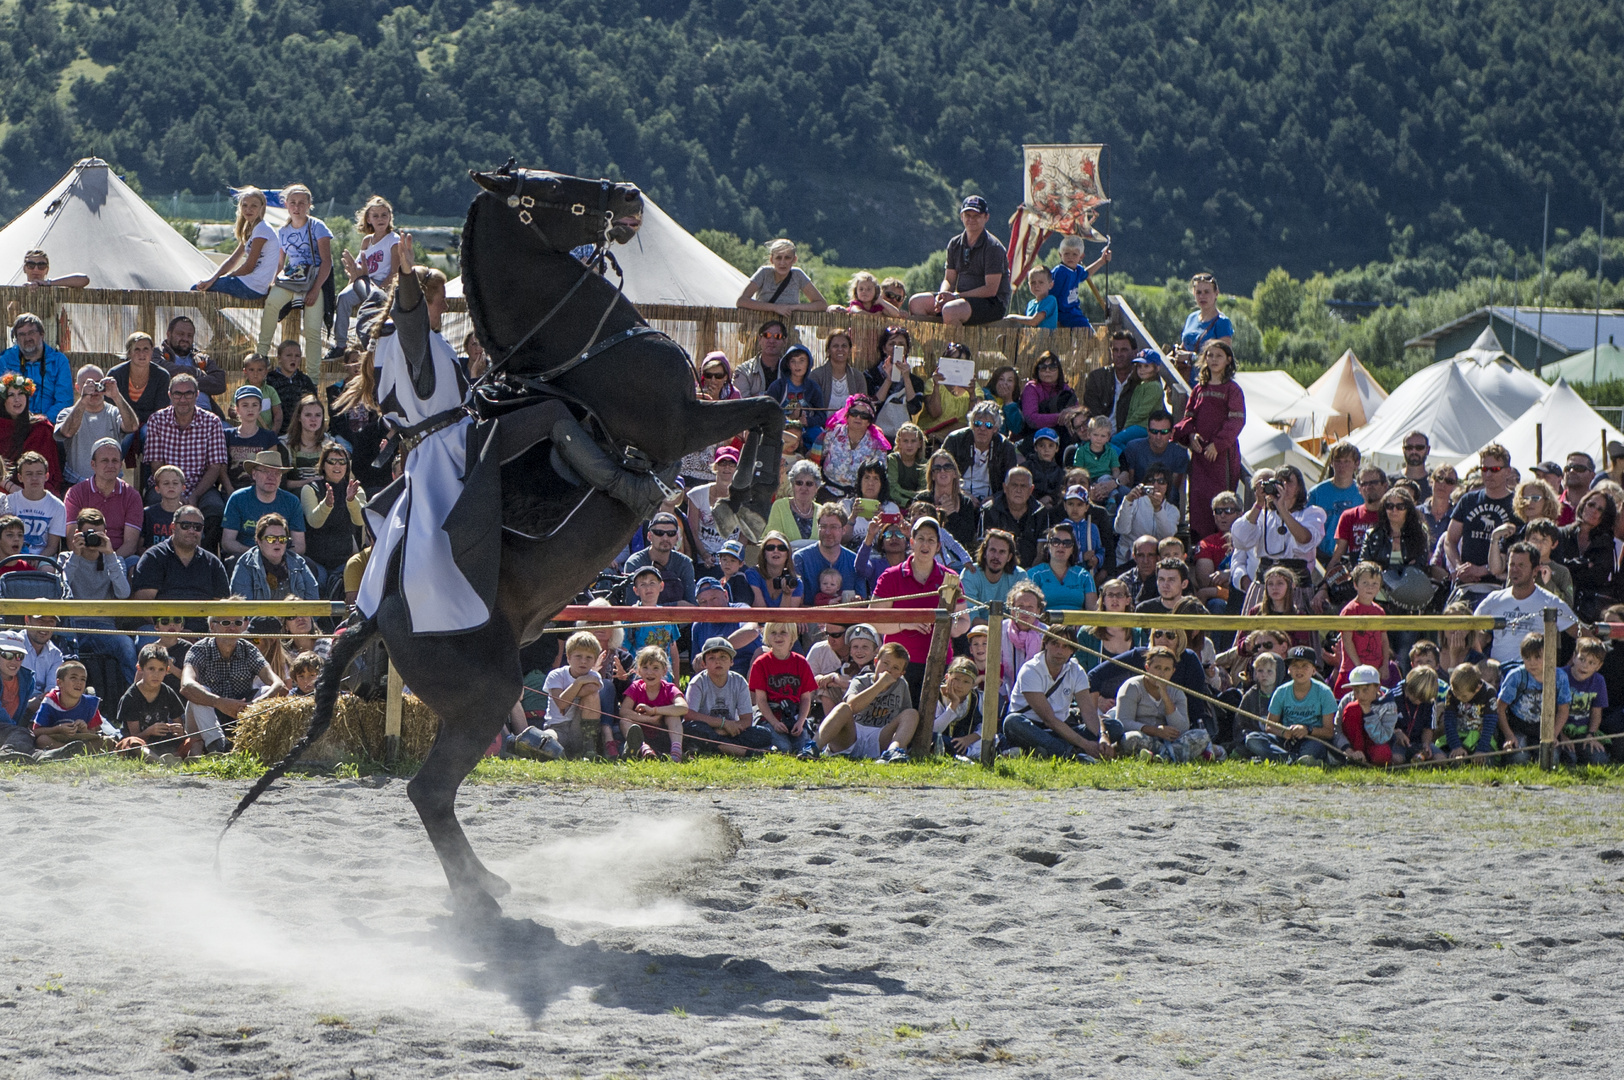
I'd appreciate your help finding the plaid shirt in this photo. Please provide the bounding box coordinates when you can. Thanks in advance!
[142,406,228,497]
[184,636,267,701]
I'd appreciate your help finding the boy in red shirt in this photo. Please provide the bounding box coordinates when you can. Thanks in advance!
[749,621,817,758]
[1333,562,1391,696]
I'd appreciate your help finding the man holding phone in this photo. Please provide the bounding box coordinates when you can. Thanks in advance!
[58,507,137,685]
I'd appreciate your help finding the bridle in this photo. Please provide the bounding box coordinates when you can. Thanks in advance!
[475,160,650,386]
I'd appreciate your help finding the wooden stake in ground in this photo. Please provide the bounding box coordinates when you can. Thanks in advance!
[980,602,1004,768]
[909,583,960,757]
[1539,607,1557,770]
[386,660,404,764]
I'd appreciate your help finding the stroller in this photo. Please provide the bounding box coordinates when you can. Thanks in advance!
[0,555,127,706]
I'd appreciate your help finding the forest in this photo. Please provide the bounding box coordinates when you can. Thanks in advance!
[0,0,1620,291]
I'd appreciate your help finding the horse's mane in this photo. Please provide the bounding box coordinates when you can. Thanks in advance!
[460,193,499,370]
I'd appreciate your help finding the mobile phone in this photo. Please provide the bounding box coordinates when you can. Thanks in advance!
[876,512,903,526]
[892,344,905,366]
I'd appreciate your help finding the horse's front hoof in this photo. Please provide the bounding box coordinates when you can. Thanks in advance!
[451,885,505,920]
[735,508,767,544]
[712,500,740,539]
[478,869,513,898]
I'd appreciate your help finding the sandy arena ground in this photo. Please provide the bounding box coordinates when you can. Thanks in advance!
[2,774,1622,1077]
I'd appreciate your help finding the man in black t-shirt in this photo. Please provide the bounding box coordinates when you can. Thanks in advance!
[906,195,1011,327]
[1445,444,1516,592]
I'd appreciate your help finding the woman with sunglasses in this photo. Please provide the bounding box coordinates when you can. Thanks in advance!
[1556,488,1621,621]
[924,450,981,554]
[854,516,912,597]
[1485,477,1559,580]
[299,440,364,586]
[820,393,890,499]
[1018,351,1077,439]
[1028,525,1097,614]
[680,350,741,489]
[228,512,321,601]
[766,458,824,543]
[865,327,925,439]
[747,530,803,609]
[1421,465,1459,552]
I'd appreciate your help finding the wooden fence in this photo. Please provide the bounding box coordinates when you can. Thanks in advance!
[1,284,1170,386]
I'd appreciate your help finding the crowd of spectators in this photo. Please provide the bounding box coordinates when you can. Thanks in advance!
[3,190,1618,776]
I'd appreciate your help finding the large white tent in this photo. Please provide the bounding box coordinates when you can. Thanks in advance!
[1348,360,1516,470]
[0,158,218,289]
[1449,377,1624,470]
[445,192,747,306]
[1240,414,1324,477]
[1308,349,1388,440]
[1446,326,1547,418]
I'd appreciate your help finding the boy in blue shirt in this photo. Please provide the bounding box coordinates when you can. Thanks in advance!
[1011,266,1058,328]
[30,660,117,754]
[1495,633,1570,766]
[625,566,681,677]
[1048,235,1113,329]
[1561,636,1609,765]
[1247,646,1338,764]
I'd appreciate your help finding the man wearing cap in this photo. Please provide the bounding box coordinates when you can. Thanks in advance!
[142,372,229,543]
[1082,331,1142,436]
[0,313,73,420]
[622,511,696,605]
[55,364,138,485]
[221,451,306,557]
[907,196,1011,327]
[0,630,42,761]
[64,438,144,564]
[682,636,773,757]
[1391,431,1432,503]
[223,383,286,490]
[943,400,1020,503]
[794,502,862,599]
[691,576,761,673]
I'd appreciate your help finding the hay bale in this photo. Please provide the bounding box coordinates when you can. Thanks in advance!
[236,693,443,765]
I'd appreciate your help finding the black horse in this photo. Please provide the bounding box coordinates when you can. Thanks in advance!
[224,167,784,914]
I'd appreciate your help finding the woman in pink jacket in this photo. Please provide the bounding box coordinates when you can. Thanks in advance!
[1174,341,1245,541]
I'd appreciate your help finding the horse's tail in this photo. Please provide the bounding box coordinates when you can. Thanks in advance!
[216,614,382,862]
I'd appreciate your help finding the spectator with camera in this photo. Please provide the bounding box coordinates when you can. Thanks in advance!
[55,365,138,486]
[1229,465,1325,614]
[58,507,136,686]
[1113,466,1179,563]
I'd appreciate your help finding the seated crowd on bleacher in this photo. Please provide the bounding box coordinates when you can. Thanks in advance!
[1,197,1619,771]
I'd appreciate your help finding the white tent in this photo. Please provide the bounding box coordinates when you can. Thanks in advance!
[1446,326,1547,418]
[1240,414,1325,476]
[444,192,747,307]
[1233,369,1330,442]
[1348,360,1516,470]
[1307,349,1388,440]
[0,158,218,289]
[1450,377,1624,470]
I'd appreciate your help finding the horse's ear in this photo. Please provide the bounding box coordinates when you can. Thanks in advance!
[469,169,516,196]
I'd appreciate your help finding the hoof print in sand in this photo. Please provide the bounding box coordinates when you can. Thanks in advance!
[759,831,788,843]
[1013,847,1061,867]
[1599,849,1624,863]
[807,854,835,865]
[1092,876,1127,890]
[1370,933,1455,952]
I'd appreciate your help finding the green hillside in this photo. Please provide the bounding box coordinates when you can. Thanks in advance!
[0,0,1620,287]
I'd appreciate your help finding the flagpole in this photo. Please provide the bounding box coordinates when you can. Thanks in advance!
[1536,186,1550,375]
[1510,258,1520,363]
[1595,199,1606,384]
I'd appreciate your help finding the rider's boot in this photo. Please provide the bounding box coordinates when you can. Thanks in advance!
[550,415,667,520]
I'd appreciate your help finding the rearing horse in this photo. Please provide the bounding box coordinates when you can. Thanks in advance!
[223,166,784,914]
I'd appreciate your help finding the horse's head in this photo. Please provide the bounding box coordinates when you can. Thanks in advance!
[469,163,643,251]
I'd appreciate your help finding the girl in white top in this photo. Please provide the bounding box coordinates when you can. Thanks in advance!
[194,187,279,299]
[1229,465,1326,614]
[331,196,401,354]
[257,183,334,376]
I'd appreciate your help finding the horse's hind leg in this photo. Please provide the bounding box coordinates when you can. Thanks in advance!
[381,601,519,915]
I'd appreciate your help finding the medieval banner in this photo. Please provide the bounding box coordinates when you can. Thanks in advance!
[1007,143,1109,287]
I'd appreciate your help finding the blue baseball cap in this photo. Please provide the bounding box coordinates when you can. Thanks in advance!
[719,539,745,560]
[960,195,989,215]
[1134,348,1165,368]
[1033,427,1059,445]
[695,576,726,597]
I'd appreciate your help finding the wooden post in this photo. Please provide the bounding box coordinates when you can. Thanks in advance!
[1535,423,1543,464]
[385,660,404,763]
[979,602,1004,768]
[1539,607,1558,770]
[908,585,959,757]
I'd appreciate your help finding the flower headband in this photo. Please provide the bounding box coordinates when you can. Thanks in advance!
[0,373,36,398]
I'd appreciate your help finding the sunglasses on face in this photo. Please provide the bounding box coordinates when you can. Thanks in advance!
[0,649,23,660]
[760,331,785,341]
[826,628,846,638]
[649,528,678,538]
[1567,463,1593,472]
[1047,537,1074,547]
[1436,476,1458,485]
[1404,443,1428,452]
[972,420,997,430]
[1383,503,1407,511]
[174,521,204,532]
[211,618,246,627]
[1358,479,1386,488]
[763,544,789,553]
[848,412,874,423]
[792,479,818,487]
[1523,492,1545,501]
[1481,465,1507,473]
[1214,506,1239,515]
[23,261,47,269]
[260,535,290,544]
[1148,427,1171,436]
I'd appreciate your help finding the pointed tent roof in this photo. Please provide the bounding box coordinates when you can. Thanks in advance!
[1240,412,1325,477]
[1307,350,1388,440]
[1445,326,1548,417]
[1450,377,1624,470]
[445,191,748,307]
[1233,369,1332,443]
[1540,343,1624,385]
[1347,361,1516,470]
[0,158,218,289]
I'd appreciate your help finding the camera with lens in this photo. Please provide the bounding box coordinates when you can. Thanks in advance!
[79,529,103,548]
[1260,479,1282,498]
